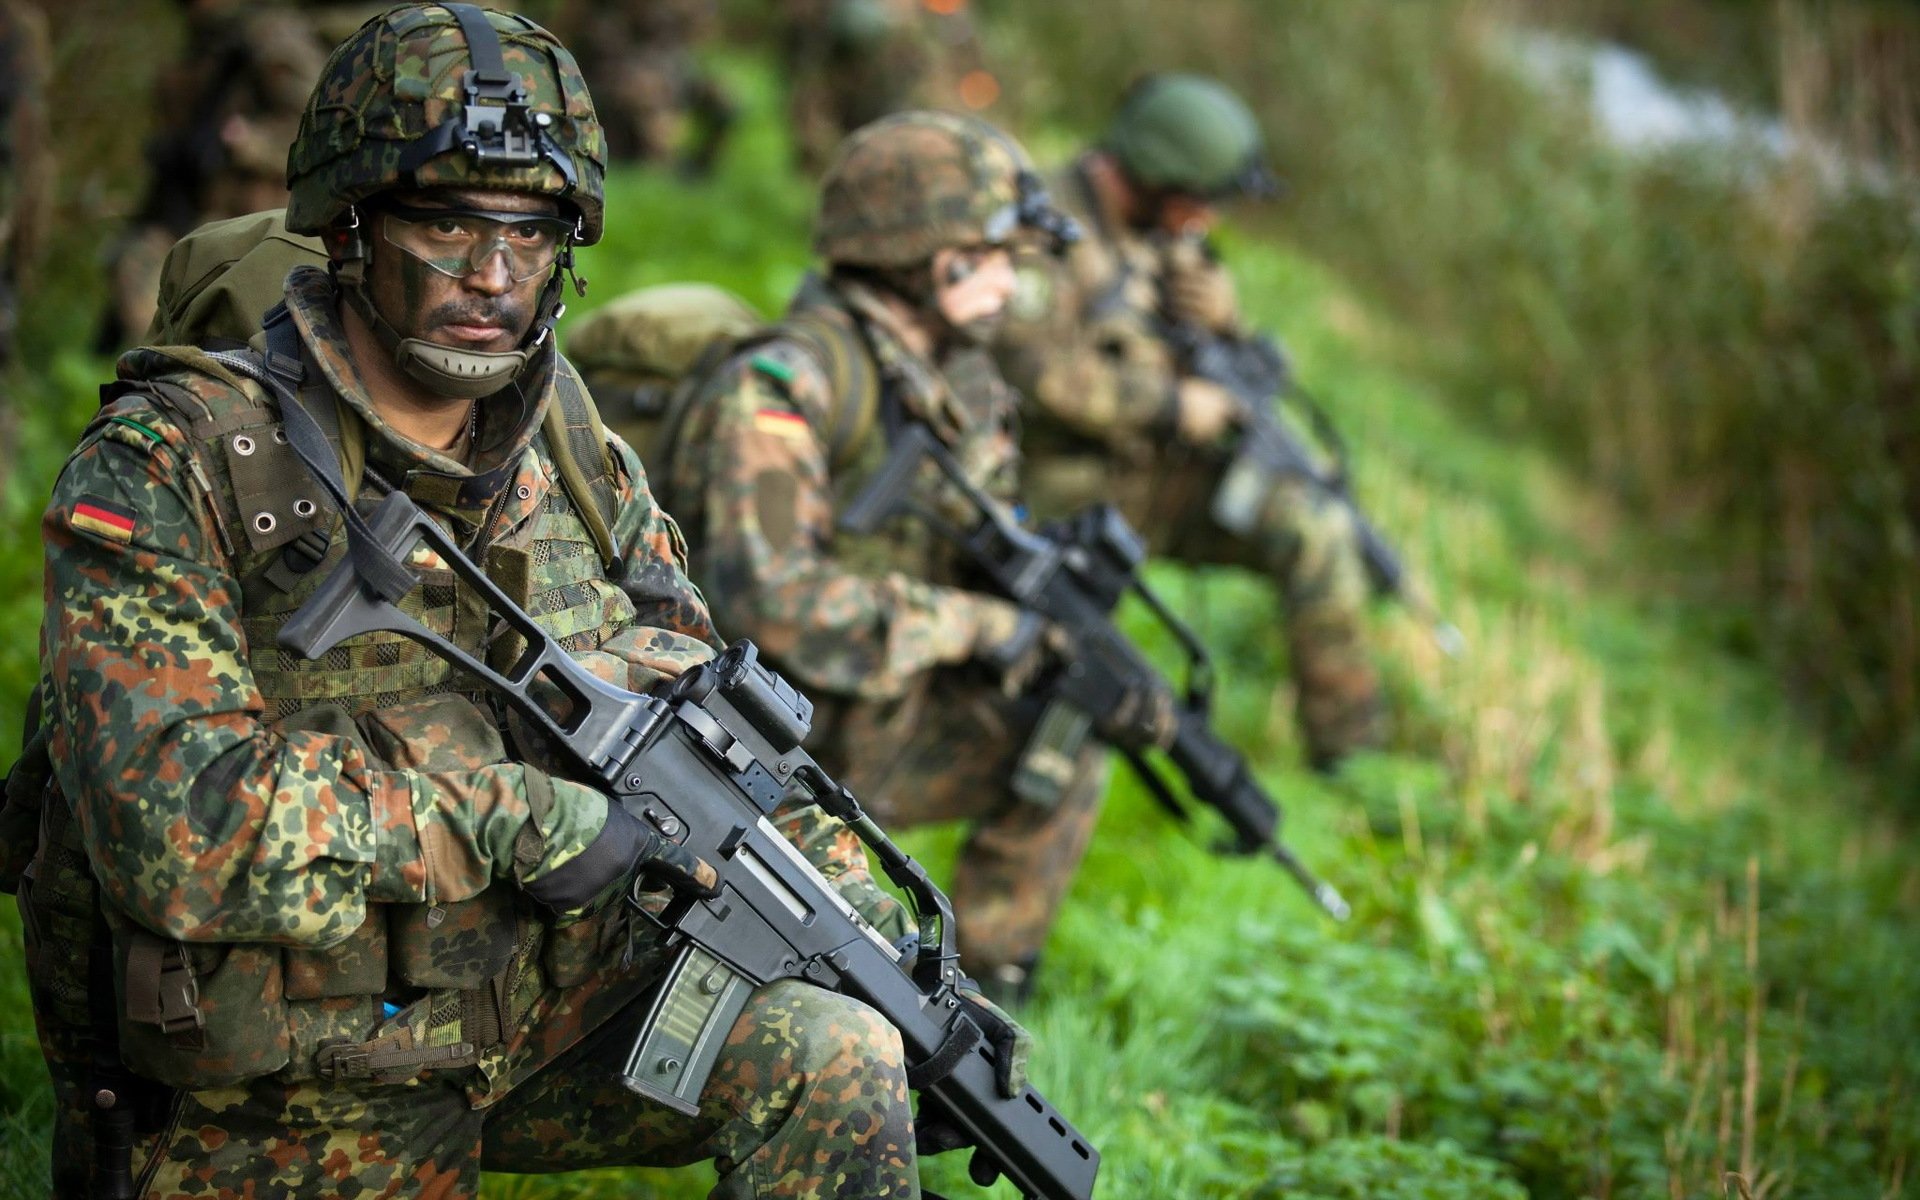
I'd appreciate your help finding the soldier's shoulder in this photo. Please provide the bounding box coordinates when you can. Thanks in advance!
[712,334,837,425]
[67,346,277,473]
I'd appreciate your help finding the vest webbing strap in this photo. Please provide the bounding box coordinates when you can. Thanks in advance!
[779,308,881,468]
[201,309,417,604]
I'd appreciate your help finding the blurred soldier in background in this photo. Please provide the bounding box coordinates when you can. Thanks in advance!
[651,112,1110,1002]
[1,0,50,375]
[780,0,996,172]
[97,0,330,349]
[992,74,1388,772]
[556,0,737,176]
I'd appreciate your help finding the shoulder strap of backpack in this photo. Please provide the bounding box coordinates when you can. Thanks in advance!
[775,306,881,469]
[543,357,623,573]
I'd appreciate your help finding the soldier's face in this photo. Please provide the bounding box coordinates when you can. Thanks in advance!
[365,189,562,354]
[931,245,1017,333]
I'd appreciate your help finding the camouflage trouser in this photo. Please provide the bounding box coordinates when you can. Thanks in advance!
[1027,445,1385,770]
[818,681,1109,975]
[39,977,916,1199]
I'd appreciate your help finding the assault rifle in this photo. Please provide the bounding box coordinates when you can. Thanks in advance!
[842,424,1351,920]
[278,491,1100,1200]
[1162,320,1464,658]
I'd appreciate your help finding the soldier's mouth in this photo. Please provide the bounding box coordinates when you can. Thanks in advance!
[439,321,512,345]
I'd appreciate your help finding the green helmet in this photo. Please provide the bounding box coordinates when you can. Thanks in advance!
[813,110,1077,269]
[1103,73,1276,200]
[285,3,605,243]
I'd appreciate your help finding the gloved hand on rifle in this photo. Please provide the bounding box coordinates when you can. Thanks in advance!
[1095,673,1179,752]
[973,605,1073,698]
[519,779,720,917]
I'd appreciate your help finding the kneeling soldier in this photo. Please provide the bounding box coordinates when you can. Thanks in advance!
[14,6,920,1196]
[656,112,1103,1002]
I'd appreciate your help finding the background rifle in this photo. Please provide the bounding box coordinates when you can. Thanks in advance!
[842,424,1351,920]
[278,491,1100,1200]
[1162,319,1465,658]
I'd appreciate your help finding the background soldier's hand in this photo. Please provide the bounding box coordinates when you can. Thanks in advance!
[1164,253,1242,332]
[975,606,1076,697]
[522,800,719,917]
[1176,376,1242,445]
[1097,676,1180,751]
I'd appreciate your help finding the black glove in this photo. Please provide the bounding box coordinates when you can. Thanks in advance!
[522,802,718,916]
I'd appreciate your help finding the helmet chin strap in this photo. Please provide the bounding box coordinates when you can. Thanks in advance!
[332,210,577,401]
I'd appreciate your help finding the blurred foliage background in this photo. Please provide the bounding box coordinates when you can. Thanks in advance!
[2,1,1918,1197]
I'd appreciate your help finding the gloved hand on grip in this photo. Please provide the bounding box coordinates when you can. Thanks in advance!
[960,980,1031,1099]
[1097,676,1180,752]
[521,798,719,917]
[974,606,1076,698]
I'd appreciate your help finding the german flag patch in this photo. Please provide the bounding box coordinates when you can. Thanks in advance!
[71,496,137,544]
[752,409,810,440]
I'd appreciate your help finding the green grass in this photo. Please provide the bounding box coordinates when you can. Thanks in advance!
[3,43,1917,1200]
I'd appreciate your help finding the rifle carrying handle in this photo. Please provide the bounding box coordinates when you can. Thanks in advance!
[621,942,755,1117]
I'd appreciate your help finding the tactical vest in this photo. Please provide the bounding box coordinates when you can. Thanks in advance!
[7,337,635,1091]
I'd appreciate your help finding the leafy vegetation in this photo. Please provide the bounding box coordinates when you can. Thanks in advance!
[2,16,1917,1200]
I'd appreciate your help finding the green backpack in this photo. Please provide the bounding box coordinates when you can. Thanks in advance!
[567,280,887,512]
[565,282,765,462]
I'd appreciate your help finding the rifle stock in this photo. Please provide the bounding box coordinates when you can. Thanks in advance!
[279,491,1100,1200]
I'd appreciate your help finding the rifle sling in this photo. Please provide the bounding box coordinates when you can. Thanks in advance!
[904,1010,982,1090]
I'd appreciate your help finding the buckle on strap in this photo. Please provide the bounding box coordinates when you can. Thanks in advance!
[314,1036,478,1082]
[123,936,204,1038]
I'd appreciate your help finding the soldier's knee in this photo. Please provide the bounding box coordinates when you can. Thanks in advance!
[791,990,902,1082]
[780,982,907,1088]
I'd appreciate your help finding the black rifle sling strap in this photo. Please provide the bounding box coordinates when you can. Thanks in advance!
[201,305,417,603]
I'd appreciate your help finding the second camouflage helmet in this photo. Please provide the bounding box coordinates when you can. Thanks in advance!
[1104,73,1276,200]
[813,110,1075,268]
[285,3,606,241]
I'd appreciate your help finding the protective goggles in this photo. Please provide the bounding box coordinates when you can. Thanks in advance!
[379,201,577,282]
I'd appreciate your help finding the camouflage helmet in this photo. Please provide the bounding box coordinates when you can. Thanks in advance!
[285,3,605,243]
[813,110,1077,269]
[1103,73,1277,200]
